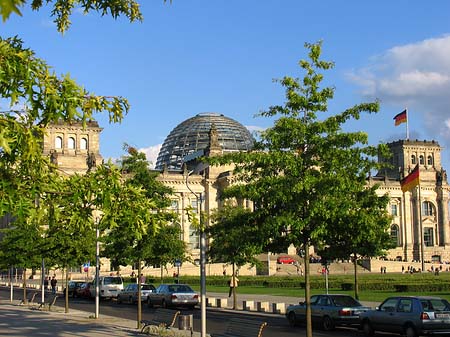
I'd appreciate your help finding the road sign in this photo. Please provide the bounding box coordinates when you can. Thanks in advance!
[174,259,182,267]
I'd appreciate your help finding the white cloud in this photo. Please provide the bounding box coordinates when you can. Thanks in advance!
[349,35,450,145]
[138,144,162,169]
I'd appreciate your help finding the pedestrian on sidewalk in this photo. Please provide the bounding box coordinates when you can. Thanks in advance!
[50,276,57,294]
[228,274,239,297]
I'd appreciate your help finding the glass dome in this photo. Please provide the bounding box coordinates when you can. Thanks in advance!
[155,113,254,170]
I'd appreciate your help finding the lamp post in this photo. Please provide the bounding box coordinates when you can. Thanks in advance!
[95,219,100,318]
[185,170,207,337]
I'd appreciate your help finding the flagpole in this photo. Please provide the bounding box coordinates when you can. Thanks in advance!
[406,107,409,140]
[402,191,408,262]
[418,182,424,272]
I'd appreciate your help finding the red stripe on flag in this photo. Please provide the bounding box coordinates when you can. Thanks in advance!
[394,110,407,126]
[400,164,419,192]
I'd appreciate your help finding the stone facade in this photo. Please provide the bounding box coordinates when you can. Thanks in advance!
[369,140,450,263]
[42,120,103,175]
[38,120,450,269]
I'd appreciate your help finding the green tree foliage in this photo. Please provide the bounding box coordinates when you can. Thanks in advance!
[0,0,148,32]
[207,204,264,309]
[209,41,388,337]
[102,144,178,267]
[319,185,394,299]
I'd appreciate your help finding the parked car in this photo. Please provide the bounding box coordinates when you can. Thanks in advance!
[90,276,124,299]
[117,283,156,304]
[147,284,199,309]
[286,294,371,331]
[75,282,93,299]
[63,280,85,298]
[277,256,296,264]
[359,296,450,337]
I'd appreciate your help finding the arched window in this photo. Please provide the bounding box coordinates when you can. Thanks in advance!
[427,155,433,166]
[68,137,75,149]
[419,155,424,165]
[390,224,400,247]
[80,138,88,150]
[411,155,416,165]
[422,201,434,216]
[55,136,63,149]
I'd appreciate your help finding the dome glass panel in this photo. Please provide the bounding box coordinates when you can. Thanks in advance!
[155,113,254,170]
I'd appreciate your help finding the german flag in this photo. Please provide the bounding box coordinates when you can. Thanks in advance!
[394,109,407,126]
[400,164,419,193]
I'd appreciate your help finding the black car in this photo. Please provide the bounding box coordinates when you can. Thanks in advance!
[63,280,85,298]
[286,294,371,330]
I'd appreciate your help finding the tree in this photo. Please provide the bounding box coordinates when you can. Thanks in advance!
[1,0,147,32]
[318,185,394,300]
[102,144,186,329]
[207,204,263,309]
[209,41,388,337]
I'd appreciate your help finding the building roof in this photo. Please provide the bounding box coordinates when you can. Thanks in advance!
[155,113,254,170]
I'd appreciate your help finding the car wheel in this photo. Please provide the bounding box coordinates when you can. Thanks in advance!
[162,300,167,308]
[404,324,418,337]
[129,296,134,304]
[322,316,335,331]
[117,295,122,304]
[362,320,374,337]
[288,312,297,327]
[147,297,153,308]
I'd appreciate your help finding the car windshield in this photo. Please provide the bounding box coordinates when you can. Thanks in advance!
[104,277,122,285]
[332,296,361,307]
[168,285,193,293]
[142,284,155,290]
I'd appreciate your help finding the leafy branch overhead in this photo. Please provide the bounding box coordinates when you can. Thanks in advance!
[0,0,150,32]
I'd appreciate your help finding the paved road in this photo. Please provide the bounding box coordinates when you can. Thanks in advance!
[0,286,380,337]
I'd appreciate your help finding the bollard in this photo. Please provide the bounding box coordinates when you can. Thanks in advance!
[178,314,193,330]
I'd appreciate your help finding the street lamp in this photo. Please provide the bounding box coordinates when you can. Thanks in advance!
[92,211,102,319]
[185,169,207,337]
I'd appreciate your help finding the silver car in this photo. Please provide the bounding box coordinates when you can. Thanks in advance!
[117,283,155,304]
[360,296,450,337]
[147,284,199,309]
[286,294,371,331]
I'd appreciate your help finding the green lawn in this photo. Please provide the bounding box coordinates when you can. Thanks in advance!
[188,271,450,303]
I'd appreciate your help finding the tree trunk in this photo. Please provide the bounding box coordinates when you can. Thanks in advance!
[232,263,237,310]
[65,268,69,313]
[304,242,312,337]
[353,254,359,300]
[137,260,142,330]
[22,268,27,304]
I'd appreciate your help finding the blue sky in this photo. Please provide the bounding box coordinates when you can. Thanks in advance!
[2,1,450,170]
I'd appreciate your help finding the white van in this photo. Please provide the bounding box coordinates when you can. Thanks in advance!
[90,276,124,299]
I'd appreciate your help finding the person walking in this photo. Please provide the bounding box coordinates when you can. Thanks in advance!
[228,274,239,297]
[50,276,57,294]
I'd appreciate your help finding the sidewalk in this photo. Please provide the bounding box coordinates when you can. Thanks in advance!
[0,300,140,337]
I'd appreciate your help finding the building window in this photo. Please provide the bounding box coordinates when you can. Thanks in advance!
[171,200,179,212]
[80,138,88,150]
[419,155,424,165]
[424,227,434,246]
[411,155,416,165]
[432,255,441,263]
[190,199,198,214]
[391,204,398,216]
[390,224,400,247]
[55,136,63,149]
[427,155,433,166]
[68,137,75,149]
[189,224,199,249]
[422,201,434,216]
